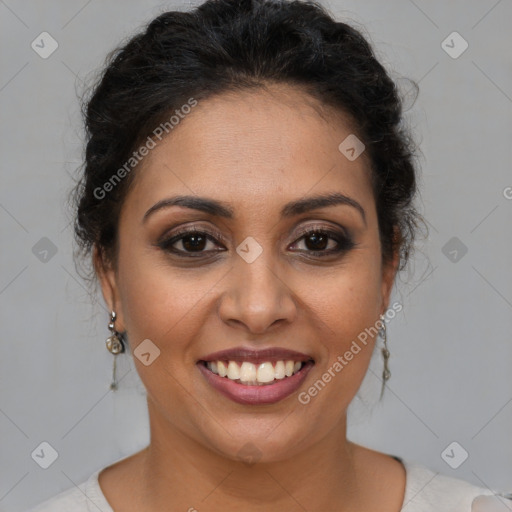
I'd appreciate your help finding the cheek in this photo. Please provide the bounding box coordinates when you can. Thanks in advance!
[116,254,215,421]
[117,251,216,360]
[308,254,382,332]
[306,254,382,378]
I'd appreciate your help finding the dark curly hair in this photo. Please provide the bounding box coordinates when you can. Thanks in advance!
[70,0,426,292]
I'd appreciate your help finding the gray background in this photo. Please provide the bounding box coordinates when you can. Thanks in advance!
[1,0,511,510]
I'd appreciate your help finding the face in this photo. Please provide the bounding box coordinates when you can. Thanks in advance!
[96,84,398,462]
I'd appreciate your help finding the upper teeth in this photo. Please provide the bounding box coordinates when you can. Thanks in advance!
[205,360,304,385]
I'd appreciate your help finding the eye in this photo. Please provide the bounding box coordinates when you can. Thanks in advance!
[156,227,225,257]
[289,226,356,256]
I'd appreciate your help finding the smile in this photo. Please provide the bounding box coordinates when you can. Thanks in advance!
[197,347,315,405]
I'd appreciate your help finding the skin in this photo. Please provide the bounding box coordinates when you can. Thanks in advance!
[94,83,405,511]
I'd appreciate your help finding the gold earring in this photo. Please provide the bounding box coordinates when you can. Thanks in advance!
[379,314,390,400]
[105,310,125,390]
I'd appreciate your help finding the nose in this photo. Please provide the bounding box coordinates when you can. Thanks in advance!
[217,250,298,335]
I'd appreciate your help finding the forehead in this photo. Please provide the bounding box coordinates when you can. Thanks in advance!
[124,84,374,221]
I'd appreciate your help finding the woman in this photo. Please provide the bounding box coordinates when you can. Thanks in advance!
[27,0,510,510]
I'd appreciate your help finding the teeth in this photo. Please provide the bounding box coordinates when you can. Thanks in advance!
[274,360,285,379]
[239,362,257,383]
[217,361,227,377]
[227,361,240,380]
[256,362,275,383]
[205,359,306,385]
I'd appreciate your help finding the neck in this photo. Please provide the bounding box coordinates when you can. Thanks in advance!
[139,398,363,511]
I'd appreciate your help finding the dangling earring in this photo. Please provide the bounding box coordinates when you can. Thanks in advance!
[378,314,391,399]
[105,310,125,391]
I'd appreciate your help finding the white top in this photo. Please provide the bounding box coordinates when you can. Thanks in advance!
[26,455,510,512]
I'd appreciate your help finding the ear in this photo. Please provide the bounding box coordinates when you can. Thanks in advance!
[93,245,126,333]
[380,228,400,314]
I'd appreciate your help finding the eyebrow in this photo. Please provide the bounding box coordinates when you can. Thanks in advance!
[142,192,367,226]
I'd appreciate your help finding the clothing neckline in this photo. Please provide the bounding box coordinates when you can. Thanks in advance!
[84,453,416,511]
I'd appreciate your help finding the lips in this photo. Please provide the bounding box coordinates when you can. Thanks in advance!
[197,346,315,405]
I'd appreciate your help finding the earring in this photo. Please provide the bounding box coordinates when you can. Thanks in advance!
[105,310,125,391]
[379,314,391,399]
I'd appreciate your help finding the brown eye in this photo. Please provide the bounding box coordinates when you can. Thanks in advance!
[157,228,225,256]
[290,228,356,256]
[301,231,332,251]
[178,233,209,252]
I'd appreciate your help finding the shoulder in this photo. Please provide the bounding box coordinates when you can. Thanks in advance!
[401,459,512,512]
[25,484,87,512]
[25,451,145,512]
[24,467,111,512]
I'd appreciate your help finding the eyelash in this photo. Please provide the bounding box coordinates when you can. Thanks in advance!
[156,225,356,259]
